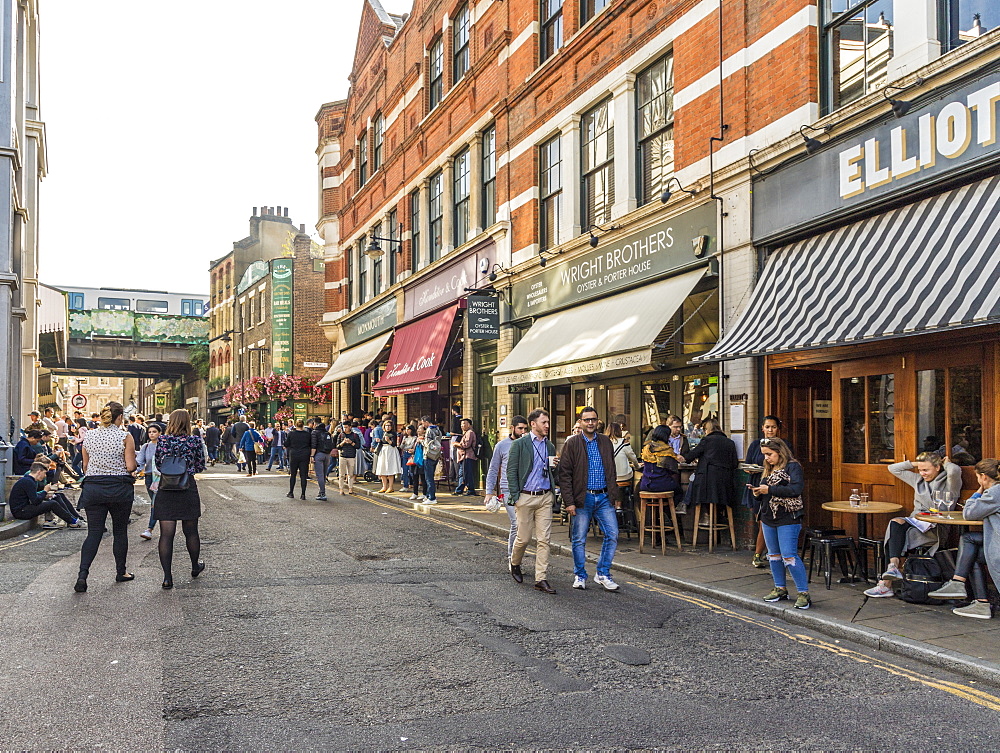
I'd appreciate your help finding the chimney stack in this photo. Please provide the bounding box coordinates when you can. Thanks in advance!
[299,224,305,233]
[252,207,258,216]
[284,207,289,218]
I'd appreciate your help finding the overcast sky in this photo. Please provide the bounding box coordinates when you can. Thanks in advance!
[40,0,411,294]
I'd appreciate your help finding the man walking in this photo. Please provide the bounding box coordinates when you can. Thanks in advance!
[507,409,557,595]
[231,416,250,472]
[266,422,286,471]
[204,422,221,465]
[559,406,622,592]
[419,416,442,504]
[484,415,528,564]
[310,418,335,501]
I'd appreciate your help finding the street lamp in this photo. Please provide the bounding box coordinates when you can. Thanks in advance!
[365,225,405,260]
[587,223,618,248]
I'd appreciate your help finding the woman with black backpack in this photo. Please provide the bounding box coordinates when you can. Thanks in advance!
[154,409,207,589]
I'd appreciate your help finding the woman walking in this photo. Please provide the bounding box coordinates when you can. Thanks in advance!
[285,419,312,500]
[71,417,88,476]
[74,401,138,593]
[238,421,263,477]
[153,409,207,589]
[750,437,811,610]
[374,419,402,493]
[136,424,161,541]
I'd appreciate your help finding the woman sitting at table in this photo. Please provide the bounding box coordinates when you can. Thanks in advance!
[639,425,683,505]
[863,452,962,598]
[750,437,811,610]
[934,458,1000,619]
[743,416,788,569]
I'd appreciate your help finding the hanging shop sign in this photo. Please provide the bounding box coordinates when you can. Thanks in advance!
[70,393,87,409]
[154,393,168,410]
[342,296,398,348]
[403,242,493,321]
[293,401,310,421]
[271,259,293,375]
[754,69,1000,244]
[507,383,539,394]
[509,203,716,320]
[467,295,500,340]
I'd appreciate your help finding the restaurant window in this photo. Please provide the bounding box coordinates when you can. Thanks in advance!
[637,53,675,206]
[682,375,718,447]
[357,130,368,187]
[581,0,610,25]
[429,171,444,262]
[358,236,368,304]
[410,189,421,271]
[581,98,614,230]
[429,39,444,110]
[98,297,130,310]
[840,373,895,464]
[939,0,991,52]
[916,366,982,464]
[641,380,671,442]
[454,149,471,248]
[821,0,894,114]
[539,135,562,249]
[371,223,383,295]
[372,115,383,174]
[482,126,497,229]
[607,383,631,435]
[540,0,564,63]
[136,299,169,314]
[453,4,470,83]
[387,209,398,284]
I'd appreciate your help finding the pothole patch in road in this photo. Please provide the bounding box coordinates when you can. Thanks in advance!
[163,703,244,721]
[49,550,72,556]
[602,644,651,665]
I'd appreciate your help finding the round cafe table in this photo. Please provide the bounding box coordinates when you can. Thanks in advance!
[821,500,903,540]
[914,510,984,535]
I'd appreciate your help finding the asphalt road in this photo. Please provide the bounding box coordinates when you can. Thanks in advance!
[3,469,1000,751]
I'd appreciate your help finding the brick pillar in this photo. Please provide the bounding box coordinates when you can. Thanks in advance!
[469,132,484,238]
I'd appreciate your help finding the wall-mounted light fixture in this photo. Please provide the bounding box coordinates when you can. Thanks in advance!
[660,177,697,204]
[587,223,618,248]
[799,124,829,155]
[487,262,508,282]
[538,248,561,268]
[365,224,405,260]
[884,77,925,118]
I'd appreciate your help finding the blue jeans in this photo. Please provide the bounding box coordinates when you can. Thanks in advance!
[762,522,809,592]
[423,458,437,500]
[145,476,157,530]
[570,492,619,579]
[207,446,218,462]
[456,457,477,493]
[267,446,285,469]
[400,452,413,487]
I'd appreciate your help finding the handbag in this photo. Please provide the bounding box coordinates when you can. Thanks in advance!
[158,454,191,492]
[253,441,265,455]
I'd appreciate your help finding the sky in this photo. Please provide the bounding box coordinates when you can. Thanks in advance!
[40,0,412,295]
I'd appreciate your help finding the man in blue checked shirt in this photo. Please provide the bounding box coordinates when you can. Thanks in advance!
[558,406,622,592]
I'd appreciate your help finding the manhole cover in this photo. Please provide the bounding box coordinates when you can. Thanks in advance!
[602,644,651,665]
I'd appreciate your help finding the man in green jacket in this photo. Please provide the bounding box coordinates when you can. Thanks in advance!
[506,409,558,594]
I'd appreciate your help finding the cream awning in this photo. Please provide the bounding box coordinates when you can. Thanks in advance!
[316,332,392,386]
[492,267,706,386]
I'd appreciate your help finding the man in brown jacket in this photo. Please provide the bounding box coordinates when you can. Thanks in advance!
[558,406,622,592]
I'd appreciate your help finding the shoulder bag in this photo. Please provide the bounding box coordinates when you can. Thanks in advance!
[158,452,191,492]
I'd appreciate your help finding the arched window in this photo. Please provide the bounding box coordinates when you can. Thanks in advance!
[225,346,231,364]
[210,351,217,369]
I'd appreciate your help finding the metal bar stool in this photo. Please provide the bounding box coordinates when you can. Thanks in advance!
[638,491,683,554]
[806,535,857,590]
[855,537,887,583]
[691,503,737,552]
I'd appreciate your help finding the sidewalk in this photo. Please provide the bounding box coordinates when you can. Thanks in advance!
[352,481,1000,686]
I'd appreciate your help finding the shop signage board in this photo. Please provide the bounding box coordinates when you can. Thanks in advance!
[753,69,1000,244]
[467,295,500,339]
[271,259,293,375]
[342,296,398,348]
[293,401,310,421]
[492,349,651,386]
[155,393,168,410]
[507,383,539,394]
[71,393,87,409]
[509,203,716,319]
[403,243,493,321]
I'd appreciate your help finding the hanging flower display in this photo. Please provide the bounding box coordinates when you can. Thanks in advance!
[224,373,331,407]
[274,406,295,423]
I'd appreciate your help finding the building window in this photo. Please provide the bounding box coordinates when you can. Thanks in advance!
[410,189,421,272]
[453,4,470,82]
[638,53,675,206]
[258,295,266,325]
[98,377,110,387]
[249,296,256,325]
[429,171,444,262]
[371,223,383,295]
[940,0,991,52]
[540,0,564,62]
[358,236,368,304]
[482,126,496,229]
[372,115,383,173]
[136,299,169,313]
[581,0,610,25]
[357,130,368,187]
[429,39,444,110]
[539,135,562,250]
[821,0,894,114]
[453,149,471,248]
[68,292,85,310]
[581,98,614,230]
[388,209,399,283]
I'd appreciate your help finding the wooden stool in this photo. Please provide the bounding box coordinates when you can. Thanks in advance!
[691,503,737,552]
[638,491,683,554]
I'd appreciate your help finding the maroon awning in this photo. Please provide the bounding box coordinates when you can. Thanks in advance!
[373,303,459,397]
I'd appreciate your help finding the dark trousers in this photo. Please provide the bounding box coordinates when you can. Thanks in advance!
[288,454,309,495]
[79,499,133,578]
[244,450,257,475]
[956,532,989,600]
[16,497,77,524]
[423,458,437,500]
[457,457,478,493]
[885,520,915,561]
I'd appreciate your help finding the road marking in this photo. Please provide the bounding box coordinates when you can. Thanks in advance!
[0,529,59,551]
[353,489,1000,710]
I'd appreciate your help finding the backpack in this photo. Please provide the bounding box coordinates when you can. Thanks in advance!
[158,454,191,492]
[424,431,442,461]
[318,429,335,454]
[900,554,947,604]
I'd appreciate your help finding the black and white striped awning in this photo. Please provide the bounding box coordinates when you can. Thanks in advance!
[696,174,1000,363]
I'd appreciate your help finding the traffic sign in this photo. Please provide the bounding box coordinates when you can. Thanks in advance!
[71,393,87,409]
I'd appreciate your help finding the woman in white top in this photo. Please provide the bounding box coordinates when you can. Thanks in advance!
[374,420,402,493]
[607,422,639,482]
[75,401,137,593]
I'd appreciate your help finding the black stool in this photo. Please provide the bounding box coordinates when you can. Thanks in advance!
[855,537,886,583]
[799,526,846,560]
[806,536,857,590]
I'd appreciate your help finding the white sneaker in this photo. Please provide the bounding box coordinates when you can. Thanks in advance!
[409,493,418,500]
[139,529,153,540]
[424,498,437,504]
[416,494,426,500]
[864,582,894,598]
[573,576,587,590]
[881,563,903,580]
[595,574,621,592]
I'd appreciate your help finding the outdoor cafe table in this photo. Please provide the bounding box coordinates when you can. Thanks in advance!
[914,510,984,535]
[821,500,903,539]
